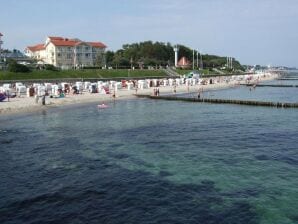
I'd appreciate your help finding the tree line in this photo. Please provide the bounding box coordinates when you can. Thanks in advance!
[101,41,244,71]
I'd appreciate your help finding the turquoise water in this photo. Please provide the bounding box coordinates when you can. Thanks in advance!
[0,73,298,224]
[197,73,298,103]
[200,85,298,103]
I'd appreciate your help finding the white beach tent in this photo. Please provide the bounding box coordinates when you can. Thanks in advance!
[84,82,91,90]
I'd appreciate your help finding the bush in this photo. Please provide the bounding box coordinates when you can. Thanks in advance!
[8,60,31,73]
[44,64,58,71]
[82,66,101,69]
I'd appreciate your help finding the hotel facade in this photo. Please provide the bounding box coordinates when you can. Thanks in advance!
[25,36,107,69]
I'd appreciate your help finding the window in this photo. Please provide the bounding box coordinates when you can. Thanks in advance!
[58,53,61,57]
[85,46,89,51]
[85,53,90,58]
[67,53,72,59]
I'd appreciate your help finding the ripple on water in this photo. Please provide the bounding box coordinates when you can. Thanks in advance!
[0,83,298,223]
[0,159,261,224]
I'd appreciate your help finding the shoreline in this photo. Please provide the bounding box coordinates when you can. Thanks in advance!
[0,73,278,116]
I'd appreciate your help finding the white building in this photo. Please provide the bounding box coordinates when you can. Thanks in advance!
[25,36,107,69]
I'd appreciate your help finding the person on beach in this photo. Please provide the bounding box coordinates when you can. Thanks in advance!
[112,89,116,99]
[41,94,46,105]
[153,88,157,96]
[72,85,79,94]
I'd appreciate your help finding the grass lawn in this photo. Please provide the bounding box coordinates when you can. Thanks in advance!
[0,69,168,81]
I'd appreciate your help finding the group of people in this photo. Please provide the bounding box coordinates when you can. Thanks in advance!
[153,88,160,96]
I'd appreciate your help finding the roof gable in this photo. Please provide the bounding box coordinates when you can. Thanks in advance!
[27,44,45,52]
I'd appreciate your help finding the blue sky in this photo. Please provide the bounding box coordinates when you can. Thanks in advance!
[1,0,298,67]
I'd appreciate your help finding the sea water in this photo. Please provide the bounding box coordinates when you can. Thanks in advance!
[189,72,298,103]
[0,72,297,224]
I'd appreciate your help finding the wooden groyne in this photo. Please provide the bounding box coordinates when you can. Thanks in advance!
[136,95,298,108]
[241,84,298,88]
[277,78,298,80]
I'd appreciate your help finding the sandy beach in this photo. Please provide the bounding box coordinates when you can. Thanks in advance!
[0,73,278,115]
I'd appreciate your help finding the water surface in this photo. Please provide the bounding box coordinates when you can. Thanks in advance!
[0,73,297,224]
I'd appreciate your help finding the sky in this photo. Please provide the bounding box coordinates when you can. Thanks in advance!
[1,0,298,67]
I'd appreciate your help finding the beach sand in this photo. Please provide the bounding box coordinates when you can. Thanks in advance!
[0,74,278,115]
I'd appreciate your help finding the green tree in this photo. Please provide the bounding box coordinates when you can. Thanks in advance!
[102,40,244,70]
[7,59,30,73]
[178,45,193,62]
[105,51,115,67]
[95,52,106,67]
[112,54,122,69]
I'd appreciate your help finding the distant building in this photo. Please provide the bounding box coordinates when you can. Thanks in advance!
[177,56,191,69]
[25,36,107,69]
[2,49,30,62]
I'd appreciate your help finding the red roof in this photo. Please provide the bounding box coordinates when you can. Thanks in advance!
[48,36,64,41]
[27,44,46,52]
[27,36,107,50]
[177,56,191,66]
[49,36,107,48]
[87,42,107,48]
[50,39,80,47]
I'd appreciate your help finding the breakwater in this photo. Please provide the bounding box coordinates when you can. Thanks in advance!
[136,95,298,108]
[277,78,298,80]
[241,84,298,88]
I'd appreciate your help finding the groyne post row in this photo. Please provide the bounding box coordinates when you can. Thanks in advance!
[242,84,298,88]
[136,95,298,108]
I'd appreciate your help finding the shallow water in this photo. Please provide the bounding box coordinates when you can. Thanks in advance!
[199,84,298,103]
[0,73,298,224]
[195,73,298,103]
